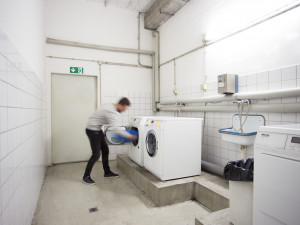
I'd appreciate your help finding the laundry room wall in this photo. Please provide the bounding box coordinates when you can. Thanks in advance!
[45,0,154,163]
[157,0,300,168]
[0,0,46,224]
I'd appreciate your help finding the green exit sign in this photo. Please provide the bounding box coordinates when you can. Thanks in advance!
[70,67,84,74]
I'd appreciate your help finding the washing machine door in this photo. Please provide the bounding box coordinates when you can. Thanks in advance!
[146,130,157,157]
[130,126,139,147]
[104,126,128,145]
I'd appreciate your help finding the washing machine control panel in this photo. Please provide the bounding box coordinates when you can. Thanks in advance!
[145,119,163,127]
[256,132,300,159]
[285,135,300,154]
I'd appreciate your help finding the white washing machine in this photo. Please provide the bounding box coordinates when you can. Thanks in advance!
[128,116,173,166]
[143,117,203,181]
[128,116,149,166]
[254,124,300,225]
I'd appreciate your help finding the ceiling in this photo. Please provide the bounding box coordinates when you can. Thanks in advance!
[86,0,189,30]
[86,0,157,12]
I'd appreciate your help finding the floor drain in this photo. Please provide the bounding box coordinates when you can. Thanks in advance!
[89,207,99,213]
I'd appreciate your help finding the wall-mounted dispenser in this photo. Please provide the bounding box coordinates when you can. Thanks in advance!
[218,74,238,94]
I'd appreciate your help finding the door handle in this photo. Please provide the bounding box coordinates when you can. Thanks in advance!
[261,133,270,137]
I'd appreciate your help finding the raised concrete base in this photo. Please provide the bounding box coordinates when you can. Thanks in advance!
[117,154,229,211]
[195,208,231,225]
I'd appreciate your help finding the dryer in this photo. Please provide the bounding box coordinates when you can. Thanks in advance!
[143,117,203,181]
[253,124,300,225]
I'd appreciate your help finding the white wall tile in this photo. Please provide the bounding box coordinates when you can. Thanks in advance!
[282,79,296,89]
[0,132,8,160]
[268,98,281,104]
[0,107,8,133]
[282,113,296,123]
[246,74,257,86]
[257,83,268,91]
[297,113,300,123]
[269,69,281,82]
[221,148,229,159]
[269,82,281,90]
[247,85,256,92]
[0,81,7,107]
[257,71,268,84]
[238,75,247,86]
[282,65,296,81]
[282,97,296,104]
[0,34,46,225]
[269,113,281,122]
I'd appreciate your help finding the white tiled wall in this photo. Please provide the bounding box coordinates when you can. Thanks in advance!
[159,64,300,168]
[102,90,153,160]
[0,32,47,224]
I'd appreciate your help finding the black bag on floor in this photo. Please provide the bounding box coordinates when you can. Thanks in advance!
[223,158,254,181]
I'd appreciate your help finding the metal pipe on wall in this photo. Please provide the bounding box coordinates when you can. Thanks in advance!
[153,31,160,107]
[46,56,152,69]
[46,38,155,56]
[152,54,156,111]
[159,88,300,105]
[137,13,152,67]
[202,160,224,176]
[97,61,102,106]
[159,103,300,113]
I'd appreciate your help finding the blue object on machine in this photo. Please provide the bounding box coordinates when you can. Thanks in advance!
[113,130,138,143]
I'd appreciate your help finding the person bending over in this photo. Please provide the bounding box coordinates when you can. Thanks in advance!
[83,97,136,185]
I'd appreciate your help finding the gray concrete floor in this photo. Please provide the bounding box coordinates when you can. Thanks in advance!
[32,161,210,225]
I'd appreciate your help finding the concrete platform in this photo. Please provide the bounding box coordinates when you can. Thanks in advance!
[195,208,231,225]
[117,154,229,211]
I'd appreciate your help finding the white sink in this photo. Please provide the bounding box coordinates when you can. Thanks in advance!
[219,128,257,145]
[219,115,265,146]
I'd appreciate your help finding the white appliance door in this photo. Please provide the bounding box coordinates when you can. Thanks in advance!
[104,126,128,145]
[254,151,300,225]
[128,125,142,164]
[145,130,163,178]
[51,74,97,164]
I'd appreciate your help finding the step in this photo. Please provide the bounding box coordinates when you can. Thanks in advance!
[117,154,229,210]
[195,208,231,225]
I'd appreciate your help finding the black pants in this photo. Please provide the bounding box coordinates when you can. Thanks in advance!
[84,129,110,177]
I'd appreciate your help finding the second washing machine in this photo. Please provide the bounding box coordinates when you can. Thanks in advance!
[143,117,203,181]
[128,116,149,166]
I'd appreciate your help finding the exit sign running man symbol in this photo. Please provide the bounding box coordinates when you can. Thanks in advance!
[70,67,84,74]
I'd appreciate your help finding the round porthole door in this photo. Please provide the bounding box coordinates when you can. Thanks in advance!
[146,130,157,157]
[104,126,127,145]
[130,127,139,147]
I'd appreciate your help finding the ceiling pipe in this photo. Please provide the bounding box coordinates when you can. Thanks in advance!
[159,88,300,105]
[159,103,300,113]
[46,55,152,69]
[153,31,160,109]
[46,38,155,56]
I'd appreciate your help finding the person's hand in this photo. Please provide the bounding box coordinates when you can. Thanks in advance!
[127,134,138,140]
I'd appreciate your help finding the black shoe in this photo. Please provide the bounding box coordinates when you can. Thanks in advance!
[82,176,95,185]
[104,171,119,178]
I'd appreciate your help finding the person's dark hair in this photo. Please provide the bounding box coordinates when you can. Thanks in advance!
[118,97,131,106]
